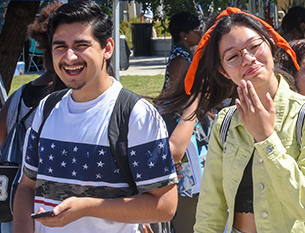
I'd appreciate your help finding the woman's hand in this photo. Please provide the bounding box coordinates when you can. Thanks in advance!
[235,80,275,142]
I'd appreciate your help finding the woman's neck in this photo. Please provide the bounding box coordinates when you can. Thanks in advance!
[176,41,191,53]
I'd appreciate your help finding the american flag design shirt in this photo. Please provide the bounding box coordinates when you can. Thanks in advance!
[23,79,177,233]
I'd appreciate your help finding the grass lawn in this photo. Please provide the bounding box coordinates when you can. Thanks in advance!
[9,74,164,98]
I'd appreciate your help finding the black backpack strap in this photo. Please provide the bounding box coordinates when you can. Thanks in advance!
[297,103,305,151]
[36,89,69,158]
[17,83,36,123]
[108,88,141,195]
[220,106,237,146]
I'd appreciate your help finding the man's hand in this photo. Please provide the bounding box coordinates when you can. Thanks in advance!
[35,197,88,227]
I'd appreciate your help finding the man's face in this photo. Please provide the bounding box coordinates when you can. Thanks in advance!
[51,22,106,93]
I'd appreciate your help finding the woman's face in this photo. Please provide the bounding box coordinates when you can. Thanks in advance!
[218,26,275,90]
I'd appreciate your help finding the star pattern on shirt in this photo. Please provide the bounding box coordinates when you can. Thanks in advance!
[26,130,176,184]
[130,150,136,156]
[97,161,105,167]
[132,161,139,167]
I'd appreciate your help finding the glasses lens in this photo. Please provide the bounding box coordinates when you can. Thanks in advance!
[247,38,265,57]
[224,51,241,68]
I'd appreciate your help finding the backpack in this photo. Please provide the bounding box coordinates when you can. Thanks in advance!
[220,104,305,150]
[0,84,37,222]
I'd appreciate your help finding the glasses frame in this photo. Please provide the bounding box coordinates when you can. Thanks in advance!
[221,37,266,68]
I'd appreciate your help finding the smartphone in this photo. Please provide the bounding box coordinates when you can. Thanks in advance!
[31,211,54,219]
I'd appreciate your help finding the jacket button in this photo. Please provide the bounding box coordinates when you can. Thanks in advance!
[266,145,273,153]
[261,211,268,218]
[259,184,264,190]
[258,157,263,163]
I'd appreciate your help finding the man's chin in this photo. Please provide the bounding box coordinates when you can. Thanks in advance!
[67,82,86,91]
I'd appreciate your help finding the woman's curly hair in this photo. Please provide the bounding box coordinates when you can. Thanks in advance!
[27,2,61,51]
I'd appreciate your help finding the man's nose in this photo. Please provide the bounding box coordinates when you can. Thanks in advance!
[65,48,78,61]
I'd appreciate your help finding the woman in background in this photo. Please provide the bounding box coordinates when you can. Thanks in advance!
[162,11,201,91]
[275,39,305,95]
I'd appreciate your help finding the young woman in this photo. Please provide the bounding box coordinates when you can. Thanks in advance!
[173,7,305,233]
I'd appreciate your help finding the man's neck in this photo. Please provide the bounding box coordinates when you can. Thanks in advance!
[71,74,113,102]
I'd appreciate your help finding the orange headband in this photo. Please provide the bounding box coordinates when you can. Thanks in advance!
[184,7,300,95]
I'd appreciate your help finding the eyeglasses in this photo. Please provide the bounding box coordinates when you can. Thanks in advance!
[221,37,266,68]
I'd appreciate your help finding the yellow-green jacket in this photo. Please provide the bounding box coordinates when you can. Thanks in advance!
[194,76,305,233]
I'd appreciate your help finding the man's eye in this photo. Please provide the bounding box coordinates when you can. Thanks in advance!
[53,45,66,50]
[77,44,89,48]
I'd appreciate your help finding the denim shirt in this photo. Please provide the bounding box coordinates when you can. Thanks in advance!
[194,75,305,233]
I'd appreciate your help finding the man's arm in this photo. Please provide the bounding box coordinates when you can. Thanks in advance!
[35,184,177,228]
[13,175,36,233]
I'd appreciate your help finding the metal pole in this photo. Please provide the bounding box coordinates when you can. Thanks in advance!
[273,3,279,30]
[113,0,120,81]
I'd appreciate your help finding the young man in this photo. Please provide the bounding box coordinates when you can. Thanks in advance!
[12,1,178,233]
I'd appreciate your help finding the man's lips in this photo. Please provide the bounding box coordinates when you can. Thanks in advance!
[62,65,85,75]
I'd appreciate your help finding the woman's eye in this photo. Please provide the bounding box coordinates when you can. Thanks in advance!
[227,53,239,61]
[249,43,261,52]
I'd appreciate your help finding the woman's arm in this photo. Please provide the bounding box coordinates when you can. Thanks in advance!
[0,95,13,145]
[169,99,197,163]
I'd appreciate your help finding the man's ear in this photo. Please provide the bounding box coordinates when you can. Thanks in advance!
[218,65,230,79]
[104,38,114,60]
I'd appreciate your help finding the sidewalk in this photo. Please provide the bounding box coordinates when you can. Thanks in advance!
[119,55,168,76]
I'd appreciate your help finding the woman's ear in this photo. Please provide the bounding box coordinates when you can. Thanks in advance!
[104,38,114,60]
[180,31,188,41]
[218,65,230,79]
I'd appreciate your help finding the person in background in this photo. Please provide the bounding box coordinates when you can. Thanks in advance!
[167,7,305,232]
[140,3,157,38]
[0,2,63,233]
[275,39,305,95]
[278,6,305,41]
[13,1,178,233]
[162,11,201,91]
[154,11,213,233]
